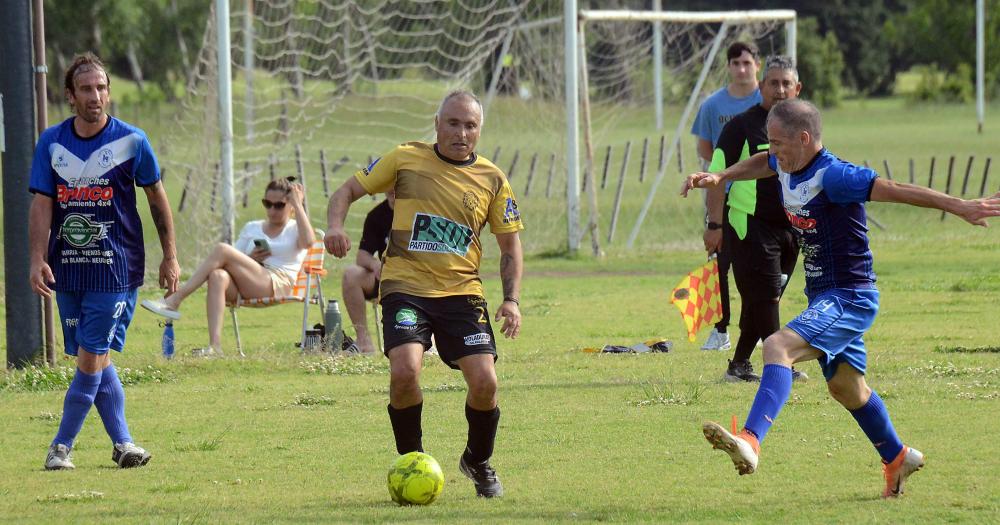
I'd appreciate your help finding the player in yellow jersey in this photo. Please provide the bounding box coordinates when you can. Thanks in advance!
[325,90,523,498]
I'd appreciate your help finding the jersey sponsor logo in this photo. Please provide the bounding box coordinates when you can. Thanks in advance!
[408,213,474,255]
[502,198,520,224]
[64,317,79,328]
[463,332,491,346]
[362,157,380,176]
[59,213,109,248]
[784,210,817,230]
[57,184,114,207]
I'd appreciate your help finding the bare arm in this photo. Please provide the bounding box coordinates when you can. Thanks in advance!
[680,151,773,197]
[696,138,713,165]
[143,182,181,294]
[324,177,369,257]
[703,183,726,255]
[28,194,55,297]
[286,183,316,249]
[494,231,523,339]
[870,179,1000,226]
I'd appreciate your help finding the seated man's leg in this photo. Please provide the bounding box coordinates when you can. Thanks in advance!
[342,265,378,353]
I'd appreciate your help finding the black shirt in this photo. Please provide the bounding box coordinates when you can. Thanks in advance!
[715,104,788,229]
[358,199,393,259]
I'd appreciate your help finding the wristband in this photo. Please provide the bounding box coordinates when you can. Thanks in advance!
[503,297,519,305]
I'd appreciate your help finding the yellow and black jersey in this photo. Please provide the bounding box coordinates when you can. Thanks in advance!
[354,141,524,298]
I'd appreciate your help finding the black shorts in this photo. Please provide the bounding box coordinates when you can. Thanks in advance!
[380,292,497,370]
[731,216,799,299]
[364,278,380,301]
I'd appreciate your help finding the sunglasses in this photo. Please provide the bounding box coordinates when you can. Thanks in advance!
[261,199,287,210]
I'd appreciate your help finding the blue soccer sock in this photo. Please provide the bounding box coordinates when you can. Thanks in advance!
[94,364,133,444]
[53,368,102,448]
[743,364,794,443]
[849,390,904,463]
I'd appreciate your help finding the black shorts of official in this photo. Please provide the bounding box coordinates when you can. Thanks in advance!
[380,292,497,370]
[364,278,380,301]
[730,215,799,299]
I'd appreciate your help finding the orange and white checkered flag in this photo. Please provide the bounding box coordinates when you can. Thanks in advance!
[670,259,722,342]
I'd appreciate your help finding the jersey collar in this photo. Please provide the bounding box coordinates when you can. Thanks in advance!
[433,144,477,167]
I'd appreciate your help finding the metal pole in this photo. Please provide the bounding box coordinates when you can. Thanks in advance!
[653,0,663,131]
[216,0,236,243]
[578,21,601,257]
[976,0,985,133]
[627,22,730,248]
[2,0,45,367]
[786,17,797,66]
[564,0,580,252]
[244,0,254,144]
[31,0,56,366]
[483,28,515,118]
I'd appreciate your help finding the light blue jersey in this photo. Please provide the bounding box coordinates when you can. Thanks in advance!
[691,87,762,147]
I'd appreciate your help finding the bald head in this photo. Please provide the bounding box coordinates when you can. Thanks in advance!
[435,90,484,162]
[436,90,484,125]
[767,99,822,142]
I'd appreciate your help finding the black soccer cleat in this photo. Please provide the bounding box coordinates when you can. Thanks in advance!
[459,455,503,498]
[723,359,761,383]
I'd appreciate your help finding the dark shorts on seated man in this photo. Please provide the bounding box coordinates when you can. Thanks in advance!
[380,292,497,369]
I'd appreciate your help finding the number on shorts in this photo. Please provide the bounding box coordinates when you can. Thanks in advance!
[113,301,127,319]
[475,306,487,324]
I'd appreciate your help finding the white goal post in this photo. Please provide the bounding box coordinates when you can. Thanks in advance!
[567,6,797,251]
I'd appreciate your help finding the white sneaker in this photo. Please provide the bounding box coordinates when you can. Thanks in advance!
[191,347,222,358]
[702,420,759,475]
[700,328,731,351]
[113,442,152,468]
[141,299,181,320]
[44,444,75,470]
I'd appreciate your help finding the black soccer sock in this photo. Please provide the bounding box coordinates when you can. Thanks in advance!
[387,403,423,455]
[463,404,500,464]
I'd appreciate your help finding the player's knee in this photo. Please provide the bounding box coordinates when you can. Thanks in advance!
[826,376,870,409]
[390,364,420,392]
[467,372,497,401]
[761,335,790,365]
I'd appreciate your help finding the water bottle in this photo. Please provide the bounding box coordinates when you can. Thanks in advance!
[324,300,343,352]
[161,321,175,360]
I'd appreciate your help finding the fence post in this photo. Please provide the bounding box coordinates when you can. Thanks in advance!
[928,156,936,189]
[544,152,556,199]
[908,158,915,184]
[524,153,538,197]
[979,157,991,197]
[960,155,975,197]
[940,155,955,221]
[507,150,520,180]
[882,159,893,180]
[600,145,612,190]
[242,161,251,208]
[607,141,632,243]
[639,137,649,183]
[320,149,330,199]
[178,168,193,212]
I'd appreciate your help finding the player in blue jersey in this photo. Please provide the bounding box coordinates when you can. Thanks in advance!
[28,53,179,470]
[691,41,763,351]
[682,99,1000,497]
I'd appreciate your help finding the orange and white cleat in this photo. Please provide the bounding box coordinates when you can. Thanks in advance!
[882,445,924,498]
[702,415,761,475]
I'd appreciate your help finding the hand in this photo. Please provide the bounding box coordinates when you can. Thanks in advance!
[494,300,521,339]
[159,257,180,295]
[703,228,722,255]
[680,172,722,197]
[956,192,1000,226]
[372,262,383,281]
[30,259,55,297]
[249,246,271,263]
[324,227,351,258]
[288,183,306,208]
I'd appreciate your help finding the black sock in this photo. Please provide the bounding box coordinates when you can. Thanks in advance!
[463,404,500,464]
[387,403,423,454]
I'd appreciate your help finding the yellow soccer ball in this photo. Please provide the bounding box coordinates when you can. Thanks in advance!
[387,451,445,505]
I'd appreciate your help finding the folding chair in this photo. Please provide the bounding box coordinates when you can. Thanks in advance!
[230,229,327,356]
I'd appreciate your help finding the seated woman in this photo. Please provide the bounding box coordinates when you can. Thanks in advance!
[142,178,315,355]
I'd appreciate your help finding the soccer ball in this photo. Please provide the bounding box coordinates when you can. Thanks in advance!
[387,451,445,505]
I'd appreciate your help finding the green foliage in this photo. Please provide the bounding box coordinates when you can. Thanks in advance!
[0,364,170,393]
[908,64,975,103]
[795,17,845,107]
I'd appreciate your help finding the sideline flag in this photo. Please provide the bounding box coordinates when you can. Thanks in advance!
[670,259,722,342]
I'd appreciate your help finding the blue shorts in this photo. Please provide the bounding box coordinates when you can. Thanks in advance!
[786,288,879,381]
[56,289,138,356]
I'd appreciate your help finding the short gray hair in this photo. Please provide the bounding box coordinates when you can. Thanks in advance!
[767,99,822,141]
[436,90,485,125]
[763,55,798,82]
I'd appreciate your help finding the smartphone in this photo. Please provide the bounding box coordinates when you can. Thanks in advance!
[253,238,270,251]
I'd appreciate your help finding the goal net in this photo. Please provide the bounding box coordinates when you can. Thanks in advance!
[160,1,793,267]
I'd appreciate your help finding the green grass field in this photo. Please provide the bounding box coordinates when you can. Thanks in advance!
[1,85,999,522]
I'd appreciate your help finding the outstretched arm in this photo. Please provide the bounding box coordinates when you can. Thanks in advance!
[324,177,369,257]
[143,182,180,294]
[494,231,522,339]
[680,151,774,197]
[870,179,1000,227]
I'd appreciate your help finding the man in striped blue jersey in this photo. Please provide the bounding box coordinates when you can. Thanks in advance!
[28,52,179,470]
